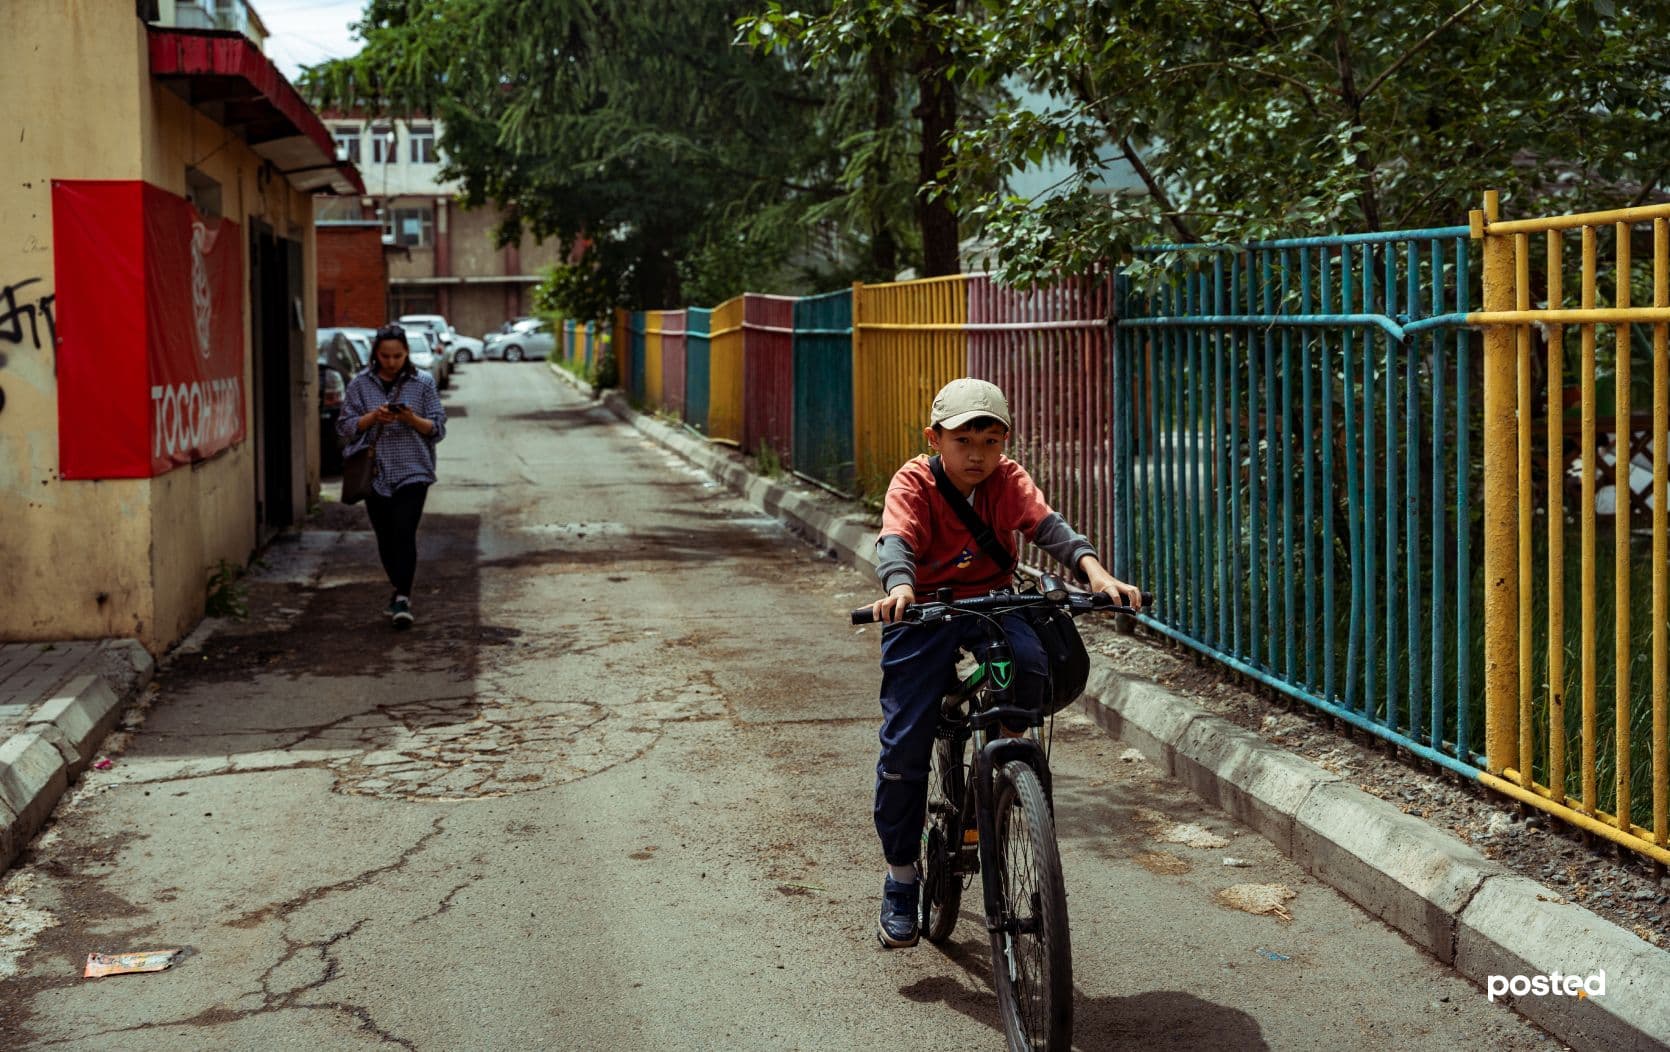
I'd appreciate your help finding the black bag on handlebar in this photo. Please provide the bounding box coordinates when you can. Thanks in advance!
[929,456,1091,715]
[1022,595,1091,716]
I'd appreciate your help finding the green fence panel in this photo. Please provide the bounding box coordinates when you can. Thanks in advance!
[792,290,854,493]
[685,307,712,433]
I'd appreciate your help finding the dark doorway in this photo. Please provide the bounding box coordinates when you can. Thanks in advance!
[250,222,303,536]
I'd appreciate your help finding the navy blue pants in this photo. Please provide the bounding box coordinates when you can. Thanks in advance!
[874,613,1048,866]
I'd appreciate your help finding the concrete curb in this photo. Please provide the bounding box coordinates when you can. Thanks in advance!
[0,643,154,872]
[558,366,1670,1051]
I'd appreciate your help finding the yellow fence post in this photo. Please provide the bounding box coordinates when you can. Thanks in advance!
[850,280,864,493]
[1475,190,1520,779]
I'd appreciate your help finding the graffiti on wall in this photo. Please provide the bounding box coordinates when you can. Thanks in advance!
[0,275,58,417]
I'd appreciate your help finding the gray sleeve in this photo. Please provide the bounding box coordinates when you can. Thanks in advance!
[874,534,916,593]
[1032,513,1098,581]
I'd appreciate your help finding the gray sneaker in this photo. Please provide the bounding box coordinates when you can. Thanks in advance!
[391,597,414,630]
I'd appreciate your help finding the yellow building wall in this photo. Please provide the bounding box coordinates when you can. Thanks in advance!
[0,6,320,651]
[0,7,157,642]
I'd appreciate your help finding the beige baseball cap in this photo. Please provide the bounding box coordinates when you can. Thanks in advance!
[931,377,1012,430]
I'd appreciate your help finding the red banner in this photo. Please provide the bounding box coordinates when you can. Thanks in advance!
[53,180,244,478]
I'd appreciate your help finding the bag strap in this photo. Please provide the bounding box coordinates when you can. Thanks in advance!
[928,455,1016,576]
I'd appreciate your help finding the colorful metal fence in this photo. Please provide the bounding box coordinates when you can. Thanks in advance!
[628,311,646,404]
[644,311,667,407]
[1472,192,1670,864]
[708,296,747,445]
[587,193,1670,866]
[792,289,855,493]
[661,310,688,420]
[967,274,1118,573]
[743,294,796,462]
[685,307,713,434]
[853,276,972,496]
[1113,228,1483,778]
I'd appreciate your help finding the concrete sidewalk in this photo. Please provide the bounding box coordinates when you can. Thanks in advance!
[552,363,1670,1052]
[0,640,153,870]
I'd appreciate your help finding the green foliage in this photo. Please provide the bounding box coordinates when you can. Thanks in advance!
[929,0,1670,283]
[308,0,925,307]
[205,560,249,620]
[752,441,785,479]
[534,256,618,325]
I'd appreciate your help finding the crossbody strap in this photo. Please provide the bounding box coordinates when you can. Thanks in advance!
[928,455,1016,576]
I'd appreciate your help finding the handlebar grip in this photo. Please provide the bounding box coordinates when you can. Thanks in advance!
[851,608,877,625]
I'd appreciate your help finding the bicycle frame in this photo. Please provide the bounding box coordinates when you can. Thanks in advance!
[938,636,1056,933]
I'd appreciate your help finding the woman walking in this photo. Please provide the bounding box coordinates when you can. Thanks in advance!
[337,324,447,629]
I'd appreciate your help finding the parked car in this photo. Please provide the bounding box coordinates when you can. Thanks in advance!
[320,326,375,368]
[483,318,555,361]
[449,333,485,363]
[316,331,363,475]
[399,313,482,368]
[405,329,447,390]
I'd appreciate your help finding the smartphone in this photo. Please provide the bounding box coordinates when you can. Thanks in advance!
[387,402,408,414]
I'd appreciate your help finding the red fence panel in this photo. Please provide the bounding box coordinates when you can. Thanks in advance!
[661,309,688,420]
[966,273,1116,568]
[742,293,796,460]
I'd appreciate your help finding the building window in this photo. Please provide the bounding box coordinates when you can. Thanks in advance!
[384,205,434,248]
[371,124,396,165]
[409,124,438,164]
[333,125,361,164]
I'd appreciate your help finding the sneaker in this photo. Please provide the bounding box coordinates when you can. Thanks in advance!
[383,595,399,617]
[391,597,414,630]
[876,872,920,948]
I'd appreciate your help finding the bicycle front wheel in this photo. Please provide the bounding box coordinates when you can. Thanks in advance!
[989,760,1071,1052]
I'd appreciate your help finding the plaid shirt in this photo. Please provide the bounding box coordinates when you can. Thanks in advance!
[337,368,447,497]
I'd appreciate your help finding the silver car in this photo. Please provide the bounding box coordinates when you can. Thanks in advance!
[483,318,555,362]
[404,329,446,389]
[319,326,375,369]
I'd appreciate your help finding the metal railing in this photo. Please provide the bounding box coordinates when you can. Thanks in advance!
[1113,228,1483,777]
[590,194,1670,867]
[791,289,855,493]
[853,275,972,496]
[685,307,712,432]
[1473,192,1670,864]
[968,273,1117,571]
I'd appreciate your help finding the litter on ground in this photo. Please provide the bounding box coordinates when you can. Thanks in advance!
[1216,883,1297,921]
[83,949,184,978]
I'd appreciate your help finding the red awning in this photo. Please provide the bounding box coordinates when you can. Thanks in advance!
[147,26,365,196]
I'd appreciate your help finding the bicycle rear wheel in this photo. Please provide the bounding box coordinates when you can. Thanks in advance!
[920,735,965,943]
[990,760,1071,1052]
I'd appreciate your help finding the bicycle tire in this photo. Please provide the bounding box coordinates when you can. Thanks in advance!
[920,735,964,943]
[990,760,1071,1052]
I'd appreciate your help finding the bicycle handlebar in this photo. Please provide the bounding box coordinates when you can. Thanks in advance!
[850,588,1154,626]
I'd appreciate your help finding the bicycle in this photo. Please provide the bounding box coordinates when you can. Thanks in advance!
[852,576,1149,1052]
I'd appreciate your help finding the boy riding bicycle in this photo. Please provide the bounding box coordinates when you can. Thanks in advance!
[866,378,1143,948]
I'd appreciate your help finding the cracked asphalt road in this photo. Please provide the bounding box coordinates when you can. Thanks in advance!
[0,364,1556,1050]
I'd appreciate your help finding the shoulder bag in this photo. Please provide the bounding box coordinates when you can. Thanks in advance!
[340,379,402,505]
[928,456,1090,715]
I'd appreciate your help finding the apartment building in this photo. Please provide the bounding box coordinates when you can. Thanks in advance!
[314,116,566,338]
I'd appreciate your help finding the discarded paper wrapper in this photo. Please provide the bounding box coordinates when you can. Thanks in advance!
[84,950,182,978]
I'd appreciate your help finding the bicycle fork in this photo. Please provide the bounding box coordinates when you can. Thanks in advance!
[966,735,1051,936]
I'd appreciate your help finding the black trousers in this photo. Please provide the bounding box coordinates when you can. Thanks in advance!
[364,483,430,596]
